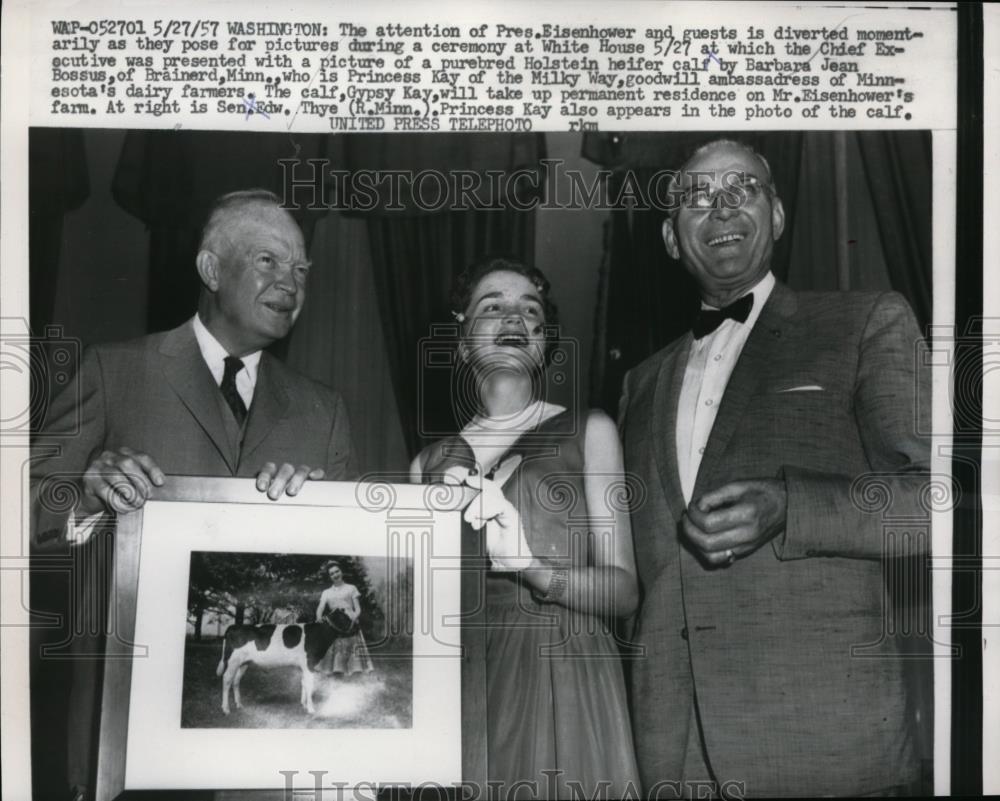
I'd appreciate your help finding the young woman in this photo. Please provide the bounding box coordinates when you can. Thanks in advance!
[316,561,373,676]
[411,257,640,799]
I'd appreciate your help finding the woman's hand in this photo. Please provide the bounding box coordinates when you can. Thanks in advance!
[463,472,535,572]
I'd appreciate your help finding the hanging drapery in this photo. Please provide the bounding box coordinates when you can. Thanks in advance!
[284,211,409,476]
[29,128,90,335]
[28,127,92,801]
[857,130,933,331]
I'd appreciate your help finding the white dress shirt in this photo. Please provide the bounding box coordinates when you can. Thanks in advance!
[676,272,775,505]
[68,316,262,543]
[191,313,261,411]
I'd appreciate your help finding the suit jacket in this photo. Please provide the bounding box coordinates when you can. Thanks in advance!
[619,283,929,797]
[28,321,356,793]
[31,320,356,547]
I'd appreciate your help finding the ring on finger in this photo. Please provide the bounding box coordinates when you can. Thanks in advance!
[725,549,735,564]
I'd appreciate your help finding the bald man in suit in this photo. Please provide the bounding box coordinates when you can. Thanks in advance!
[30,189,355,800]
[619,140,929,797]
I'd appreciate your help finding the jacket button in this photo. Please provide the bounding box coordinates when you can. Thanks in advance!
[680,627,688,640]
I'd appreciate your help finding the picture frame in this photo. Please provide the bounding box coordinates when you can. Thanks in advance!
[94,475,486,800]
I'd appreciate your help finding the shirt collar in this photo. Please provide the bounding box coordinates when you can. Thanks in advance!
[743,271,775,331]
[190,314,262,386]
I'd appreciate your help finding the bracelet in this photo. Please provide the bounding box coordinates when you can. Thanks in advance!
[532,568,569,604]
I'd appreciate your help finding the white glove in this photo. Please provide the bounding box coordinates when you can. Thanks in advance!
[463,472,535,572]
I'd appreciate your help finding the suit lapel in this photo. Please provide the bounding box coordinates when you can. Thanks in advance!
[158,323,237,473]
[694,282,799,496]
[651,334,691,519]
[241,353,291,466]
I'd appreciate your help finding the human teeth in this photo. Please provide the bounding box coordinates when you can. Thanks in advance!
[496,333,526,345]
[708,233,744,246]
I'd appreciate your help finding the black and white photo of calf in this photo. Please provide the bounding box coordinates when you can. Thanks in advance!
[216,611,354,715]
[181,550,414,729]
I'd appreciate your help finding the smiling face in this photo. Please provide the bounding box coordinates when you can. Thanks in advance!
[327,565,343,585]
[460,270,548,375]
[197,201,310,356]
[663,142,785,306]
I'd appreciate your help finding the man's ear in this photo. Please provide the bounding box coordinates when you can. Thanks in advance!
[771,196,786,241]
[662,218,680,260]
[196,250,220,291]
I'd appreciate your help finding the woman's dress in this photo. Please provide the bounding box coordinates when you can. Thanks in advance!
[317,583,374,675]
[422,410,640,799]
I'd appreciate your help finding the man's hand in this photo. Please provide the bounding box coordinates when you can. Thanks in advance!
[463,472,535,572]
[80,447,165,516]
[682,479,788,568]
[255,463,325,500]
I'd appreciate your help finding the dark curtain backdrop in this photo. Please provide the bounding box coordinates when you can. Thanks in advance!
[28,128,92,801]
[284,211,409,476]
[31,129,932,451]
[29,128,90,334]
[584,132,804,415]
[858,131,933,330]
[338,133,546,457]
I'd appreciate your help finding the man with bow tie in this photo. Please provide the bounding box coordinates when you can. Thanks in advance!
[30,189,355,799]
[619,139,929,797]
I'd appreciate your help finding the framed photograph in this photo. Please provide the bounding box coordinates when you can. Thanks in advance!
[95,476,483,799]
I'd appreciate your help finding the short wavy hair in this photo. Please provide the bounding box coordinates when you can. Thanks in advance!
[450,255,560,366]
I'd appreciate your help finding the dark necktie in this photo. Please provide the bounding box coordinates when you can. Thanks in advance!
[692,293,754,339]
[220,356,247,426]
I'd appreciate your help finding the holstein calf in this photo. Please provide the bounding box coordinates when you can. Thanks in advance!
[216,616,347,715]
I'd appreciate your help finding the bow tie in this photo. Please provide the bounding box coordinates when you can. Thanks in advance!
[692,294,754,339]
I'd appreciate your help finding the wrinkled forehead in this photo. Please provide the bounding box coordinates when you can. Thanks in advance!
[676,143,769,190]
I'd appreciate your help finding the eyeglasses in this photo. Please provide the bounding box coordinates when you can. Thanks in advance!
[675,174,771,213]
